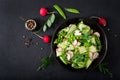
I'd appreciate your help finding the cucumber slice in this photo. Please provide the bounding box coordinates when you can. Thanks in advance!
[86,59,93,69]
[71,62,84,69]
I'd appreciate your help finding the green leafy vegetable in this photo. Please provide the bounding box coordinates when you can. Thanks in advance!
[53,4,66,19]
[98,63,113,78]
[65,8,80,14]
[43,14,55,32]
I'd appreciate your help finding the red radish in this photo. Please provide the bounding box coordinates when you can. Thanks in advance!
[90,16,107,27]
[43,36,50,43]
[40,7,55,16]
[33,33,50,43]
[40,8,48,16]
[98,18,107,27]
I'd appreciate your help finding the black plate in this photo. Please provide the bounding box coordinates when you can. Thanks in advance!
[51,17,107,71]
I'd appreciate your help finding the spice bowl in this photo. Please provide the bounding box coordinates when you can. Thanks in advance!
[25,19,37,31]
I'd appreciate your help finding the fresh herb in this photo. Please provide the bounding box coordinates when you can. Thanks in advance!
[37,54,53,71]
[53,4,66,19]
[65,8,80,14]
[98,62,113,78]
[43,13,55,32]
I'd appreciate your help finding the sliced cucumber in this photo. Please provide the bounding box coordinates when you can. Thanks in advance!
[89,45,97,53]
[86,59,93,69]
[71,62,85,69]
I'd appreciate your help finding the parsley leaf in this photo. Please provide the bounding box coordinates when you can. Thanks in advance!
[37,54,53,71]
[98,62,113,78]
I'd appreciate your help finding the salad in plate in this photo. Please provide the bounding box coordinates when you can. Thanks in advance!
[54,21,102,69]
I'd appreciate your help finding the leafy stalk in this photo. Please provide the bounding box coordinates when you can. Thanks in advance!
[98,63,113,78]
[65,8,80,14]
[53,4,66,19]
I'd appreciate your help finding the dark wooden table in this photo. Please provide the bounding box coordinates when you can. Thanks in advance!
[0,0,120,80]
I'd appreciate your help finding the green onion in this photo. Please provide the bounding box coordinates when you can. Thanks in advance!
[53,4,66,19]
[65,8,80,14]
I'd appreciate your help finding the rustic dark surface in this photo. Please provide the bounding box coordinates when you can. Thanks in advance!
[0,0,120,80]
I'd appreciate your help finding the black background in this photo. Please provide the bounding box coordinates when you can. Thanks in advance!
[0,0,120,80]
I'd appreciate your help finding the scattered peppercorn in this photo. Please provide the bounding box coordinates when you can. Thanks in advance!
[114,34,118,38]
[41,47,44,50]
[36,42,39,45]
[22,35,26,39]
[107,28,110,31]
[23,37,32,47]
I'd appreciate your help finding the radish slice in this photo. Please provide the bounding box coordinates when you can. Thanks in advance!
[89,52,93,59]
[89,52,99,59]
[73,40,78,46]
[93,52,99,59]
[66,51,73,61]
[56,47,62,57]
[67,53,71,61]
[94,32,100,37]
[57,47,62,52]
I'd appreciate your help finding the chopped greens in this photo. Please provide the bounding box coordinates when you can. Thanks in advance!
[54,21,102,69]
